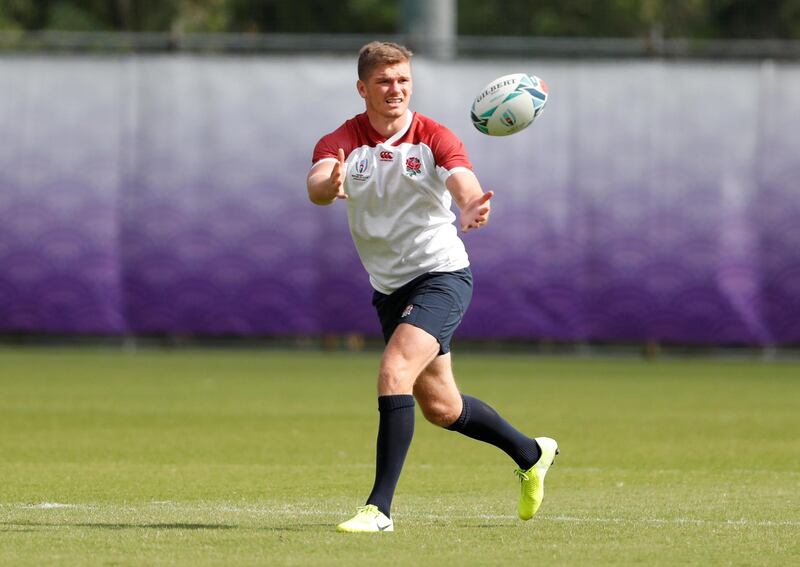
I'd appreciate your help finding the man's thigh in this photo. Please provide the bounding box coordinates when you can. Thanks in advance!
[378,322,440,396]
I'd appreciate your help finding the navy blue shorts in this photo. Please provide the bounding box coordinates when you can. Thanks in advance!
[372,268,473,355]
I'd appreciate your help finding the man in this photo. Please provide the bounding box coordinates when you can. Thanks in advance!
[307,41,558,533]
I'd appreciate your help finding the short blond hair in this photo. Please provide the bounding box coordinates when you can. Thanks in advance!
[357,41,413,81]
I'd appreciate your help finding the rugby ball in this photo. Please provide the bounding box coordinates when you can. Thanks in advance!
[470,73,548,136]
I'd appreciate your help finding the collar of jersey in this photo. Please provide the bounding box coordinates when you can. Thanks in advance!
[384,110,413,146]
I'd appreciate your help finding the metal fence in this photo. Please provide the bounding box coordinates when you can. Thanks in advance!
[3,30,800,59]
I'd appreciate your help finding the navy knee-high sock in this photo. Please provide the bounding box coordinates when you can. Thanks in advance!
[446,395,541,470]
[366,395,415,518]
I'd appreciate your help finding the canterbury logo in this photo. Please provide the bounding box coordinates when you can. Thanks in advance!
[379,151,393,161]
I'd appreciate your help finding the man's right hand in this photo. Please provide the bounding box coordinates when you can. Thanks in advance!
[307,148,349,205]
[328,148,348,201]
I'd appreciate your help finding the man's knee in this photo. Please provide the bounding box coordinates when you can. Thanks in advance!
[378,325,440,395]
[379,366,410,394]
[417,394,462,427]
[422,404,461,427]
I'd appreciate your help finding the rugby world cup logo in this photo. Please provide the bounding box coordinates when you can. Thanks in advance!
[405,156,422,177]
[351,157,371,181]
[502,108,517,126]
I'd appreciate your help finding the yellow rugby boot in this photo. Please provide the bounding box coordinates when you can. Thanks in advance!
[515,437,559,520]
[336,505,394,533]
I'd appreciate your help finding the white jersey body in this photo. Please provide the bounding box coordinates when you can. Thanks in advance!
[312,111,473,294]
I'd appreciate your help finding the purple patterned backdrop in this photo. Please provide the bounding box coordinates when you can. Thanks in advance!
[0,55,798,345]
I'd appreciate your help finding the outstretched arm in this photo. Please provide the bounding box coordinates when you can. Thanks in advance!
[446,170,494,232]
[307,148,349,206]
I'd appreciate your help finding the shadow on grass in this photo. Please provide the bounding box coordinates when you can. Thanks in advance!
[261,524,331,532]
[1,522,336,532]
[1,521,236,530]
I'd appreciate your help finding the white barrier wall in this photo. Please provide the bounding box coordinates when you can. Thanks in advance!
[0,54,798,344]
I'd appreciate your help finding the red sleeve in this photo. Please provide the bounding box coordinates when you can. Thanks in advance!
[428,123,472,172]
[312,133,341,164]
[311,118,362,165]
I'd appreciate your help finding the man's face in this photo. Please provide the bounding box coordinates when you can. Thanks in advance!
[357,62,413,120]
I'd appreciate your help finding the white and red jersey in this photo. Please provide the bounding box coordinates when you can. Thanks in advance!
[312,110,473,294]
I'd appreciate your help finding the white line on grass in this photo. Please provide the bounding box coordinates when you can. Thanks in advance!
[19,503,83,510]
[546,515,800,528]
[532,466,800,477]
[3,502,798,528]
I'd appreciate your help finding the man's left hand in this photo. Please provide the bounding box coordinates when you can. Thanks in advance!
[460,190,494,232]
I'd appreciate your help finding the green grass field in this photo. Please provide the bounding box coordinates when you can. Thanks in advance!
[0,347,798,566]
